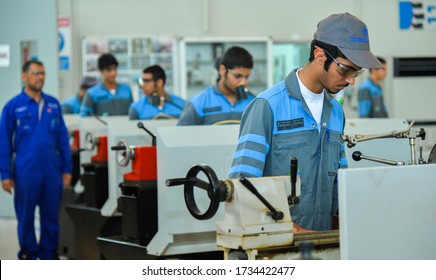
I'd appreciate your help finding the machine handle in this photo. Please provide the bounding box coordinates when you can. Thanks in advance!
[418,128,426,140]
[239,176,284,221]
[352,151,405,166]
[92,113,108,126]
[166,177,194,187]
[111,146,127,151]
[289,157,300,205]
[137,122,157,146]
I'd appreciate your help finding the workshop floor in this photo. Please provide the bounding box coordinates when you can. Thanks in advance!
[0,217,22,260]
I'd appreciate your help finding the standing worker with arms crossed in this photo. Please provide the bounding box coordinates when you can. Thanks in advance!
[0,60,72,259]
[229,13,383,232]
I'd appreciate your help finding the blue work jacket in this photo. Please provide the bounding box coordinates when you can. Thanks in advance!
[80,83,133,116]
[128,94,185,120]
[177,84,255,125]
[229,69,347,230]
[61,94,81,114]
[0,89,72,180]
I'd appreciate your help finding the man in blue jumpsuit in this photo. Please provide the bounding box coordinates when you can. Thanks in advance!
[129,65,185,119]
[177,46,255,125]
[0,60,72,259]
[61,76,97,114]
[229,13,383,232]
[358,56,388,118]
[80,53,133,116]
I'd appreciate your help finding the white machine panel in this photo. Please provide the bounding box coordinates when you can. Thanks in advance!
[344,118,410,168]
[63,114,80,131]
[148,125,239,256]
[78,116,122,166]
[338,164,436,259]
[103,119,177,216]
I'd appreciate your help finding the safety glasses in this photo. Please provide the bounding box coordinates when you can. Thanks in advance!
[321,47,365,78]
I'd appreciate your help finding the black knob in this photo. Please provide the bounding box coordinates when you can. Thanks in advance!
[288,195,300,205]
[352,151,362,161]
[419,128,426,140]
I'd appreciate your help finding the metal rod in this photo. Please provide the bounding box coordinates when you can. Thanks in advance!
[239,176,284,221]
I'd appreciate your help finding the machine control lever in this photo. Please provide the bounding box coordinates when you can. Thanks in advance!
[165,177,196,187]
[352,151,405,166]
[239,176,284,221]
[418,147,426,164]
[342,120,427,165]
[288,157,300,206]
[92,113,108,126]
[137,122,156,146]
[111,146,127,151]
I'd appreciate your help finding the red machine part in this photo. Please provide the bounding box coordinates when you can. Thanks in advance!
[123,146,157,181]
[91,136,108,162]
[70,129,80,151]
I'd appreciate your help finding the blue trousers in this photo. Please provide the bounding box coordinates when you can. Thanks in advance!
[14,164,63,260]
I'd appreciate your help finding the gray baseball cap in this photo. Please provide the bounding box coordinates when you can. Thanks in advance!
[314,13,383,69]
[80,76,97,89]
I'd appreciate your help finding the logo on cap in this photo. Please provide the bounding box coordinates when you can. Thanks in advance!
[349,27,369,43]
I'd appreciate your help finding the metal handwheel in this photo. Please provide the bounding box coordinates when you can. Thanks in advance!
[166,164,225,220]
[212,120,241,125]
[152,113,176,120]
[111,140,134,167]
[84,132,97,151]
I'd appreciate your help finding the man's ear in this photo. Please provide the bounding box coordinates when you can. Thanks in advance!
[314,48,325,64]
[218,64,227,76]
[156,78,164,88]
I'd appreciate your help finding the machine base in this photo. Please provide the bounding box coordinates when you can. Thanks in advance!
[65,204,121,259]
[97,235,224,260]
[59,188,83,259]
[222,230,340,260]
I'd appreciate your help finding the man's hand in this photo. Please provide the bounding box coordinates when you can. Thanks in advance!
[62,173,72,189]
[2,179,15,194]
[292,222,316,234]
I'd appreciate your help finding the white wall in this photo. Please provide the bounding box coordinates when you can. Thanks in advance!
[0,0,59,110]
[0,0,59,216]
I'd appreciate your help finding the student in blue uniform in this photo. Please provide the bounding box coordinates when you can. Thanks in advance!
[129,65,185,120]
[61,76,97,114]
[0,60,72,259]
[229,13,383,232]
[80,53,133,116]
[177,46,255,125]
[358,56,388,118]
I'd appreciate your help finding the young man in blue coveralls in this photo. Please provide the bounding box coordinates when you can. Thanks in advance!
[229,13,383,233]
[358,56,388,118]
[128,65,185,120]
[177,46,255,125]
[61,76,97,114]
[0,60,72,259]
[80,53,133,116]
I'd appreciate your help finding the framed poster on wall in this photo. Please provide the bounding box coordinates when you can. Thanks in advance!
[82,35,179,101]
[179,37,273,100]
